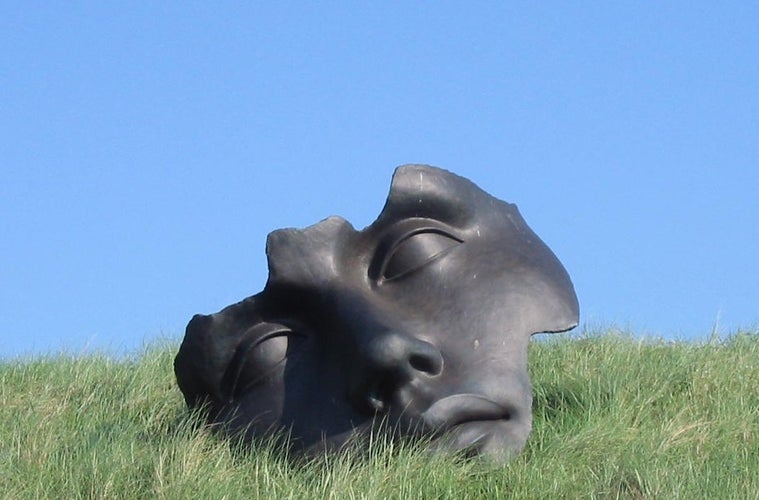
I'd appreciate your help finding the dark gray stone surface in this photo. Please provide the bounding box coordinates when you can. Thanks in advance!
[175,164,579,461]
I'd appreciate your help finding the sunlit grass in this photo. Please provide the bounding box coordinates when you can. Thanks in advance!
[2,331,757,498]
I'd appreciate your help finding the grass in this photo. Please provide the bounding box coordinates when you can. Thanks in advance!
[2,330,757,499]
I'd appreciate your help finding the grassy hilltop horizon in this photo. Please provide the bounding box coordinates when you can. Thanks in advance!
[2,331,757,499]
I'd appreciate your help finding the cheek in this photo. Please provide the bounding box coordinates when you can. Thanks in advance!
[278,352,372,445]
[234,376,286,425]
[428,287,532,377]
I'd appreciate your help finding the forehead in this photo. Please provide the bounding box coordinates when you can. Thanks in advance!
[265,165,521,287]
[260,165,578,337]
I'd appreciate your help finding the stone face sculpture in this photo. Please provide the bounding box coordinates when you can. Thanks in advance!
[175,164,579,461]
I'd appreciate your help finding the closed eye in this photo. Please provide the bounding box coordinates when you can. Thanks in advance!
[221,324,307,400]
[380,229,462,282]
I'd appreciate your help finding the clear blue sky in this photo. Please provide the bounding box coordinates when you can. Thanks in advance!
[2,3,757,357]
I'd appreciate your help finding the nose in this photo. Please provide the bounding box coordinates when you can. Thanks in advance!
[365,331,443,377]
[353,331,443,413]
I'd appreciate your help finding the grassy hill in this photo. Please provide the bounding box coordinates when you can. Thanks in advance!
[2,331,757,499]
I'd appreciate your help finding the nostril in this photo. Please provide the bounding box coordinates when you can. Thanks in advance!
[354,332,443,415]
[367,389,385,413]
[408,339,443,376]
[409,353,440,375]
[356,380,393,415]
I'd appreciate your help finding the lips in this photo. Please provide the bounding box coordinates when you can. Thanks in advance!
[421,394,512,432]
[418,394,517,458]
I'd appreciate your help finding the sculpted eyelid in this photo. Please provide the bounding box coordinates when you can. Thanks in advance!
[397,227,461,244]
[376,226,463,282]
[375,220,458,257]
[249,329,296,347]
[239,325,294,349]
[221,325,302,400]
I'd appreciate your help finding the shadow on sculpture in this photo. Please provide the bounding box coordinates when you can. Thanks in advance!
[175,164,579,462]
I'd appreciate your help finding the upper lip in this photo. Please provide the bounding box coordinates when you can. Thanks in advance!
[420,394,512,432]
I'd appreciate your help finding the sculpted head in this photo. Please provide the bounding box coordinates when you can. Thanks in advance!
[174,165,579,461]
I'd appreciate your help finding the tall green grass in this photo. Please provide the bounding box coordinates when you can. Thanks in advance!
[2,331,757,499]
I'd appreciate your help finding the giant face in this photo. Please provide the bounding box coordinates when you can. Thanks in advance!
[175,165,579,461]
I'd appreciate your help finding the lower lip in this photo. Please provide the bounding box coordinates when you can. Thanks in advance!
[434,420,505,452]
